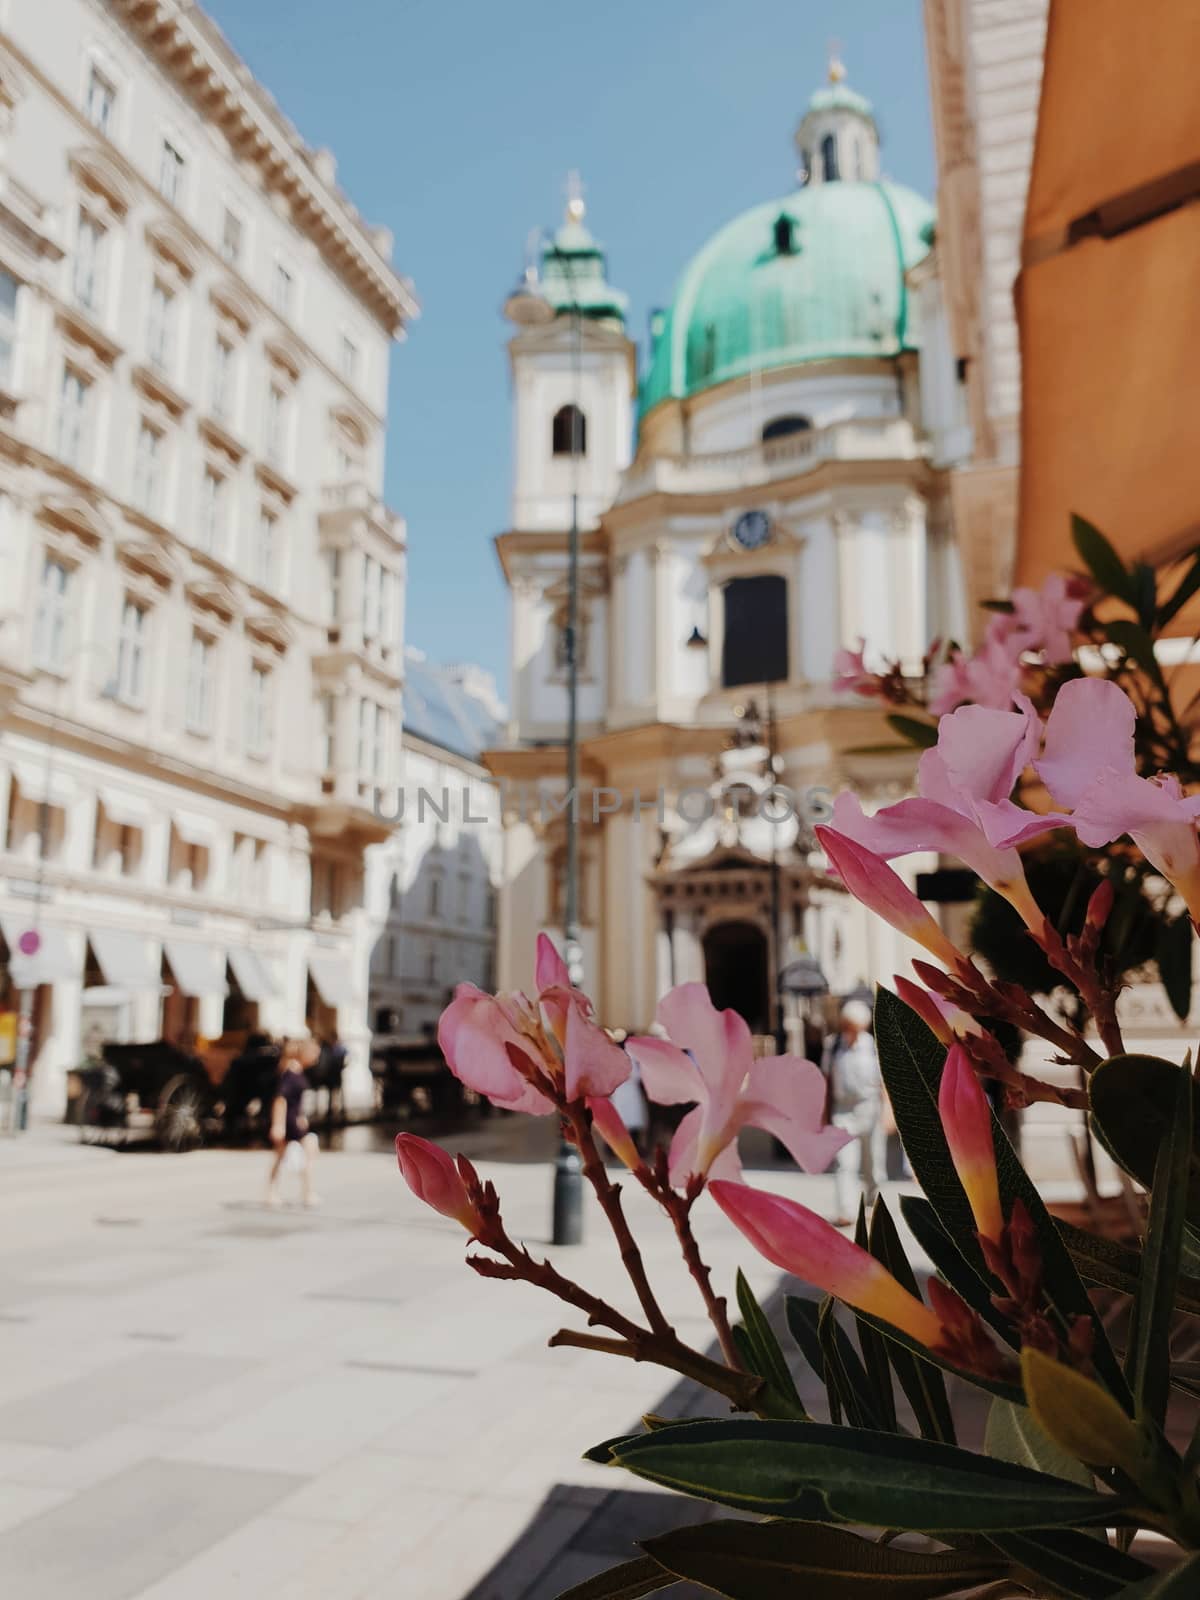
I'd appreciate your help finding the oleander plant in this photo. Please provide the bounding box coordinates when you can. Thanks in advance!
[395,521,1200,1597]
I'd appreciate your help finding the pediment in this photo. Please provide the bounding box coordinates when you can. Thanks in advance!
[330,401,371,449]
[184,576,237,621]
[35,492,109,546]
[209,278,255,333]
[264,333,305,381]
[67,146,133,216]
[145,218,198,279]
[245,610,292,651]
[115,536,178,588]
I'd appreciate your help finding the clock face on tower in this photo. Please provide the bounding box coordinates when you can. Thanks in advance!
[730,509,772,551]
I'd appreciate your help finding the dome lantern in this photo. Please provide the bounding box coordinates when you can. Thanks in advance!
[795,55,879,187]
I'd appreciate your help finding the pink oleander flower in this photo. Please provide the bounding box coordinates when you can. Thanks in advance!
[1010,572,1086,664]
[928,620,1024,717]
[587,1095,641,1171]
[396,1133,483,1234]
[938,1045,1004,1245]
[827,697,1047,935]
[625,984,848,1187]
[815,826,966,970]
[833,638,875,695]
[710,1179,945,1350]
[980,678,1200,923]
[928,576,1085,716]
[893,977,982,1047]
[437,933,630,1115]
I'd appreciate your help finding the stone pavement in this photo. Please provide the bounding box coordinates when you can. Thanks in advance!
[0,1123,921,1600]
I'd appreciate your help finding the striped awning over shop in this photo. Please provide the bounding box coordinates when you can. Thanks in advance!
[163,940,227,999]
[227,947,276,1003]
[87,928,160,991]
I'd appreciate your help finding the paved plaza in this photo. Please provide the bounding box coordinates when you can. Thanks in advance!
[0,1121,869,1599]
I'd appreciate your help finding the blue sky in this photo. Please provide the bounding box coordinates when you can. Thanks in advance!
[204,1,934,696]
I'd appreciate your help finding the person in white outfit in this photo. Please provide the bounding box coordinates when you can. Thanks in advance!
[823,1000,886,1226]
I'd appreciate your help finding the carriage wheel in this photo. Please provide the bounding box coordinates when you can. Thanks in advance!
[77,1087,126,1146]
[155,1074,208,1153]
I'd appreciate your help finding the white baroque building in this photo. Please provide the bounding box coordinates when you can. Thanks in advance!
[0,0,416,1116]
[489,68,971,1039]
[368,651,503,1048]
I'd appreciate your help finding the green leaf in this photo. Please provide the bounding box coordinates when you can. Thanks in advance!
[1022,1349,1143,1478]
[553,1555,673,1599]
[875,988,1129,1403]
[642,1518,1011,1599]
[817,1294,879,1430]
[868,1197,957,1443]
[1116,1553,1200,1597]
[899,1196,1017,1346]
[1104,619,1167,693]
[599,1419,1135,1531]
[885,713,939,750]
[733,1269,807,1420]
[1156,546,1200,629]
[1155,915,1194,1020]
[988,1529,1154,1600]
[985,1397,1094,1489]
[1089,1055,1200,1226]
[856,1308,1023,1405]
[1126,1056,1193,1429]
[1056,1219,1200,1316]
[853,1203,899,1432]
[1132,562,1158,632]
[1072,514,1135,605]
[785,1296,826,1391]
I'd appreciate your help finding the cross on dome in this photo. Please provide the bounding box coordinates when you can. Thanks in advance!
[565,169,586,225]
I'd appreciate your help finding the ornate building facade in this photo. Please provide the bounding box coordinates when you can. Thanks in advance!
[0,0,415,1114]
[488,69,970,1042]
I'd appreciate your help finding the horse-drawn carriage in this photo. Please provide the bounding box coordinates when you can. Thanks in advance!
[74,1032,347,1151]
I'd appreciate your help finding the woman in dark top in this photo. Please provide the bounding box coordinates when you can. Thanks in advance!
[266,1036,320,1208]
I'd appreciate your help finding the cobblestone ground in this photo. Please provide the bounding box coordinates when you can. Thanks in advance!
[0,1119,937,1599]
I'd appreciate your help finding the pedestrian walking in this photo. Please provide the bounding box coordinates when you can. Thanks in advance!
[823,999,886,1226]
[266,1036,321,1209]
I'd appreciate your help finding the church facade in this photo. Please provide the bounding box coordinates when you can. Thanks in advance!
[487,69,970,1044]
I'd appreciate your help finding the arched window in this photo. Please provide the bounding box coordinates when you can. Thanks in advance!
[761,414,812,443]
[722,575,788,689]
[821,133,839,183]
[551,403,586,457]
[772,213,796,256]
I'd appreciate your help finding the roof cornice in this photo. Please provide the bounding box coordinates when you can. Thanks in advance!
[110,0,418,334]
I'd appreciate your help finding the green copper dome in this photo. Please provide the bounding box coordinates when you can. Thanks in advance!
[639,179,934,418]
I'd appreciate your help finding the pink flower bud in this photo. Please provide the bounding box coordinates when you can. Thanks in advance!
[710,1179,944,1351]
[938,1045,1004,1244]
[816,827,964,970]
[395,1133,482,1234]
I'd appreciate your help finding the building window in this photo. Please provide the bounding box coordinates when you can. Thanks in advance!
[253,507,276,588]
[221,208,243,267]
[264,382,288,465]
[58,368,91,469]
[0,271,18,388]
[115,598,149,706]
[357,696,387,781]
[132,421,163,516]
[211,334,235,421]
[73,210,104,315]
[246,664,272,757]
[428,873,442,919]
[323,547,342,624]
[551,403,586,457]
[147,280,174,374]
[273,261,293,318]
[186,632,214,733]
[380,569,398,650]
[362,555,381,641]
[721,574,789,689]
[159,138,185,205]
[319,692,336,769]
[197,467,223,554]
[821,133,839,183]
[33,557,71,672]
[85,64,117,136]
[340,334,359,382]
[761,414,812,443]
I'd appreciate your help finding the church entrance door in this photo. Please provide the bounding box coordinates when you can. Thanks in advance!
[702,920,769,1035]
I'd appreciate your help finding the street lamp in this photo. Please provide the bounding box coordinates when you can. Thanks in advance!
[503,204,586,1244]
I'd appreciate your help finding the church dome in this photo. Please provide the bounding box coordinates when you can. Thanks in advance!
[639,179,934,418]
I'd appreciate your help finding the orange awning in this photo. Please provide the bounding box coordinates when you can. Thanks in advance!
[1015,0,1200,589]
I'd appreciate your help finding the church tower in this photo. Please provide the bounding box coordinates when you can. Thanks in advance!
[500,180,635,748]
